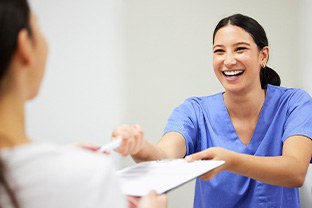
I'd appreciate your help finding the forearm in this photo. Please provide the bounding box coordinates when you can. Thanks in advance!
[131,139,169,162]
[132,133,187,163]
[230,153,308,187]
[112,125,187,162]
[188,137,311,187]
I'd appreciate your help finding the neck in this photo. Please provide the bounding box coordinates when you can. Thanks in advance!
[0,90,29,148]
[223,88,266,119]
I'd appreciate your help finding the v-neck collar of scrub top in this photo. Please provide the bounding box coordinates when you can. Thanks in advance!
[218,86,271,150]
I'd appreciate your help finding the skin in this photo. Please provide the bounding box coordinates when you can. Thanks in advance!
[112,25,312,187]
[212,25,267,145]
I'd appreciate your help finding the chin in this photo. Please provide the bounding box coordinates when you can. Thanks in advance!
[223,83,245,94]
[27,90,40,100]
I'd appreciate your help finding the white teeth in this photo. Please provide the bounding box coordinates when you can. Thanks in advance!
[223,70,243,76]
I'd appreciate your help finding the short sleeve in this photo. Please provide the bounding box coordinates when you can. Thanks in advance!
[163,97,201,154]
[282,89,312,142]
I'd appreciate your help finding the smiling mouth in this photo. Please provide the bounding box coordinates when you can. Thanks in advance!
[222,70,244,77]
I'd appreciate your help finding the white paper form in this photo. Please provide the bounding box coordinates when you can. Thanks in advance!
[116,159,225,196]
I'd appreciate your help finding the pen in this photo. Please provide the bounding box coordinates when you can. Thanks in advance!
[98,138,122,153]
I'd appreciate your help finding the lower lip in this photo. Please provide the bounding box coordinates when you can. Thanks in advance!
[224,74,242,81]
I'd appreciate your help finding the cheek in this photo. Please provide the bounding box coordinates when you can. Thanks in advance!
[212,57,223,80]
[237,53,250,61]
[238,53,258,67]
[38,36,48,70]
[212,55,222,70]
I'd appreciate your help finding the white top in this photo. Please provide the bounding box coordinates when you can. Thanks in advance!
[0,143,127,208]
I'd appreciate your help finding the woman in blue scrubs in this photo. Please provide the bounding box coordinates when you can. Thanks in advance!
[113,14,312,208]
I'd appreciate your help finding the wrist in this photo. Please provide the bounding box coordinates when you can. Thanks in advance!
[131,139,148,162]
[227,151,241,172]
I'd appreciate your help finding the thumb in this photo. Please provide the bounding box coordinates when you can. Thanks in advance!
[185,149,213,162]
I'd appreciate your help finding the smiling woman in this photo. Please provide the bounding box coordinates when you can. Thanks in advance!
[111,13,312,208]
[212,14,280,91]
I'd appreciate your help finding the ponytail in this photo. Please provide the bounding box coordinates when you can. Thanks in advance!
[260,66,281,89]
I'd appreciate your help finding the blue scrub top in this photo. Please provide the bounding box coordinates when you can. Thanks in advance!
[164,85,312,208]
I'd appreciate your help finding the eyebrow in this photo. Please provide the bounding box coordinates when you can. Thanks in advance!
[213,42,251,49]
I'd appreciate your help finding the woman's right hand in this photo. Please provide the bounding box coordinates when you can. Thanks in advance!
[112,124,145,156]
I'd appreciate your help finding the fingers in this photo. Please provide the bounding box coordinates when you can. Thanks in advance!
[185,149,214,162]
[74,143,101,152]
[127,196,141,208]
[199,166,223,180]
[185,147,229,181]
[112,124,145,157]
[112,124,129,138]
[138,191,167,208]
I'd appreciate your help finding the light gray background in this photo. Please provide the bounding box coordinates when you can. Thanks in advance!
[27,0,311,207]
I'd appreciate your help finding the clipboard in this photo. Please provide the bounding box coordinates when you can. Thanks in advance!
[116,159,225,196]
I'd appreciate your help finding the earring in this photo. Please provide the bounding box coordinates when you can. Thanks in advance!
[261,63,266,68]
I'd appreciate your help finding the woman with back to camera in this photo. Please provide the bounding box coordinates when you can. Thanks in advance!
[0,0,167,207]
[112,14,312,207]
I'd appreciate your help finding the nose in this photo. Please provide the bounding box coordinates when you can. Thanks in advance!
[224,53,236,66]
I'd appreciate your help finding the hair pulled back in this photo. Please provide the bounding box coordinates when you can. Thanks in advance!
[0,0,31,80]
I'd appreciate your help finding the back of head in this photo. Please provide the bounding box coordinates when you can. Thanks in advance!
[212,14,281,89]
[0,2,30,208]
[0,0,31,81]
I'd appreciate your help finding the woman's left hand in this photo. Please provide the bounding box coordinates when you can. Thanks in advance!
[185,147,237,180]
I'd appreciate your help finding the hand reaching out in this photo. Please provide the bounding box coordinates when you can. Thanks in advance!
[112,124,145,156]
[185,147,236,180]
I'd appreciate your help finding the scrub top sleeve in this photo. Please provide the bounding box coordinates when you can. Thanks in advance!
[164,98,199,154]
[282,90,312,142]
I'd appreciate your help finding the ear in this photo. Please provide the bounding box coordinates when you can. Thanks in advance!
[260,46,269,65]
[15,29,34,68]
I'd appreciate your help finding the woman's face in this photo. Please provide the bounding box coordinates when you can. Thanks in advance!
[27,14,48,99]
[212,25,267,94]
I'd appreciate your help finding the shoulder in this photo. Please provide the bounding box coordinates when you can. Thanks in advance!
[183,92,223,107]
[4,143,115,173]
[169,93,223,117]
[267,85,311,106]
[268,85,311,100]
[2,143,126,208]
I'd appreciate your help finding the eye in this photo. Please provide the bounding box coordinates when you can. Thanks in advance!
[236,47,247,53]
[213,49,224,54]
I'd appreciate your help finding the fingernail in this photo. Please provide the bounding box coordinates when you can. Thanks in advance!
[185,155,192,161]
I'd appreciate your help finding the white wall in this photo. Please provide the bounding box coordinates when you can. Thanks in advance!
[299,0,312,94]
[27,0,125,146]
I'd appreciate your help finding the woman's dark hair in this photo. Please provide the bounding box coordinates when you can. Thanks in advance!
[0,0,32,80]
[213,14,281,89]
[0,0,31,207]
